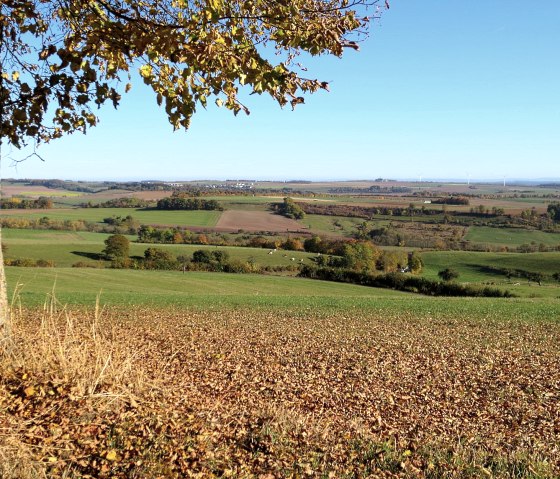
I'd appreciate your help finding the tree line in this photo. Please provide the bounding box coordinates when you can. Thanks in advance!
[0,197,53,209]
[156,197,223,211]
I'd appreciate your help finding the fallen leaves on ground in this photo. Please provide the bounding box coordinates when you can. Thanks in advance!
[1,307,558,478]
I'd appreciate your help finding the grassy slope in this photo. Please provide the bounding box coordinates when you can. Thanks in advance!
[301,214,363,237]
[2,229,319,267]
[6,267,409,308]
[4,267,558,319]
[4,228,560,298]
[421,250,560,280]
[465,225,560,246]
[421,250,560,298]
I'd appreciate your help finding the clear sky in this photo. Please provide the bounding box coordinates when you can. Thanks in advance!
[2,1,559,181]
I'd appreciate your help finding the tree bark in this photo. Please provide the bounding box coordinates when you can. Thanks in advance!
[0,226,9,339]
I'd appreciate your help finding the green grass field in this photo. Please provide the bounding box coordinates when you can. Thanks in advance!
[301,214,369,237]
[1,228,134,243]
[465,226,560,247]
[6,267,560,320]
[2,228,319,267]
[3,207,221,227]
[421,250,560,298]
[5,228,560,298]
[6,267,407,308]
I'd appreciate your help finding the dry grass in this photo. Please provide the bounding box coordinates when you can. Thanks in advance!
[1,303,559,478]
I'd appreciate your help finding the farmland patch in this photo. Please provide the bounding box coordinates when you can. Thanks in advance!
[216,210,305,232]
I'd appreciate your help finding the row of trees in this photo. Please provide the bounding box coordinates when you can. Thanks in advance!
[316,241,423,274]
[156,197,222,211]
[0,197,53,209]
[299,267,514,298]
[82,198,153,208]
[102,235,298,273]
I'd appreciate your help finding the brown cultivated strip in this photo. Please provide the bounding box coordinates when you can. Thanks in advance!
[1,307,559,478]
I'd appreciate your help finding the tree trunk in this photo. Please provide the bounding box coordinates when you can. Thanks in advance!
[0,226,9,339]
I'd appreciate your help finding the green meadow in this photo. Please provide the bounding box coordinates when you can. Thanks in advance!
[302,214,365,237]
[3,207,221,227]
[6,267,406,309]
[1,228,319,267]
[420,250,560,280]
[6,267,560,320]
[420,250,560,298]
[465,226,560,247]
[4,228,560,299]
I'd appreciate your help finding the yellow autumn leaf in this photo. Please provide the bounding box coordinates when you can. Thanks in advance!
[106,450,118,461]
[24,386,35,397]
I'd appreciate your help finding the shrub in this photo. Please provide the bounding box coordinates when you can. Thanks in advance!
[143,247,178,270]
[72,261,104,268]
[438,268,460,282]
[282,238,304,251]
[36,259,56,267]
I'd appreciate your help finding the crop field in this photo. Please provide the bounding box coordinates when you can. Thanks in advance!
[465,226,560,247]
[0,184,81,198]
[5,267,411,308]
[1,207,221,227]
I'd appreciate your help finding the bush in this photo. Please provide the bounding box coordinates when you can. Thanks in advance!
[438,268,460,281]
[282,238,304,251]
[5,258,37,267]
[72,261,104,268]
[143,247,178,270]
[36,259,56,267]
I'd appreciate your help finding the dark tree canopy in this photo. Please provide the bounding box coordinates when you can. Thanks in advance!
[1,0,386,149]
[103,233,130,260]
[438,268,459,282]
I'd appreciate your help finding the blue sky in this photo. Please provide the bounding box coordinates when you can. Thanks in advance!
[3,1,559,181]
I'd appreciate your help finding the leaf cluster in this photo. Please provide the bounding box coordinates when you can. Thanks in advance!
[1,0,383,148]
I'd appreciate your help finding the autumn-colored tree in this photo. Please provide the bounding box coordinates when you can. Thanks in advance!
[1,0,385,149]
[0,0,388,332]
[341,241,380,273]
